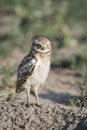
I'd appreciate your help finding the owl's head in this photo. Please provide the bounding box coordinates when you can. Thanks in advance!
[32,37,52,54]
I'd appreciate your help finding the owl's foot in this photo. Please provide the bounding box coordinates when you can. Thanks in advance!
[25,102,30,107]
[35,102,41,107]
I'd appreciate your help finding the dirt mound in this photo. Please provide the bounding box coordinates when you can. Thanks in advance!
[0,100,87,130]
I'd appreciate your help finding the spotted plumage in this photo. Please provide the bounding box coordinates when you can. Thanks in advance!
[16,37,52,105]
[16,55,37,92]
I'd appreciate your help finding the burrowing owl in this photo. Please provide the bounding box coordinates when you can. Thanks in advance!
[16,37,52,105]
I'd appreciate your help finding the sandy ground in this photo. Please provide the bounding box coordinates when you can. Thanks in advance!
[0,100,87,130]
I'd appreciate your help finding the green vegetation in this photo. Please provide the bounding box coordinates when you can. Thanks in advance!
[0,0,87,55]
[0,41,16,57]
[51,49,87,70]
[0,0,87,67]
[69,72,87,107]
[1,64,18,86]
[0,90,15,101]
[78,72,87,97]
[60,50,87,69]
[69,97,87,108]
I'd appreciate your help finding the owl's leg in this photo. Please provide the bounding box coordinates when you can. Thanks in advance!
[34,86,39,105]
[26,88,30,106]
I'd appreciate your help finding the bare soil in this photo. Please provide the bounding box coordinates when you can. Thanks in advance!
[0,100,87,130]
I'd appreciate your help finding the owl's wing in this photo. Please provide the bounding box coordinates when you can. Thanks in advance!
[16,55,37,93]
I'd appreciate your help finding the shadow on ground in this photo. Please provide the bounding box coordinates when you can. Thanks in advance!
[39,89,71,105]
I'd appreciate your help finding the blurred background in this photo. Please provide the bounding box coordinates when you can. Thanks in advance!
[0,0,87,106]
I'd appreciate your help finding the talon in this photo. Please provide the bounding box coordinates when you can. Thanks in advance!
[25,103,30,107]
[35,103,41,107]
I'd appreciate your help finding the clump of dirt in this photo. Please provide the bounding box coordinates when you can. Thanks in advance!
[0,100,87,130]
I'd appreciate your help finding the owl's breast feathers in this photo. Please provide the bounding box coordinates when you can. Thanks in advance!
[16,55,37,93]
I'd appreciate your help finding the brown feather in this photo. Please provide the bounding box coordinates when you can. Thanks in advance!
[16,55,37,93]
